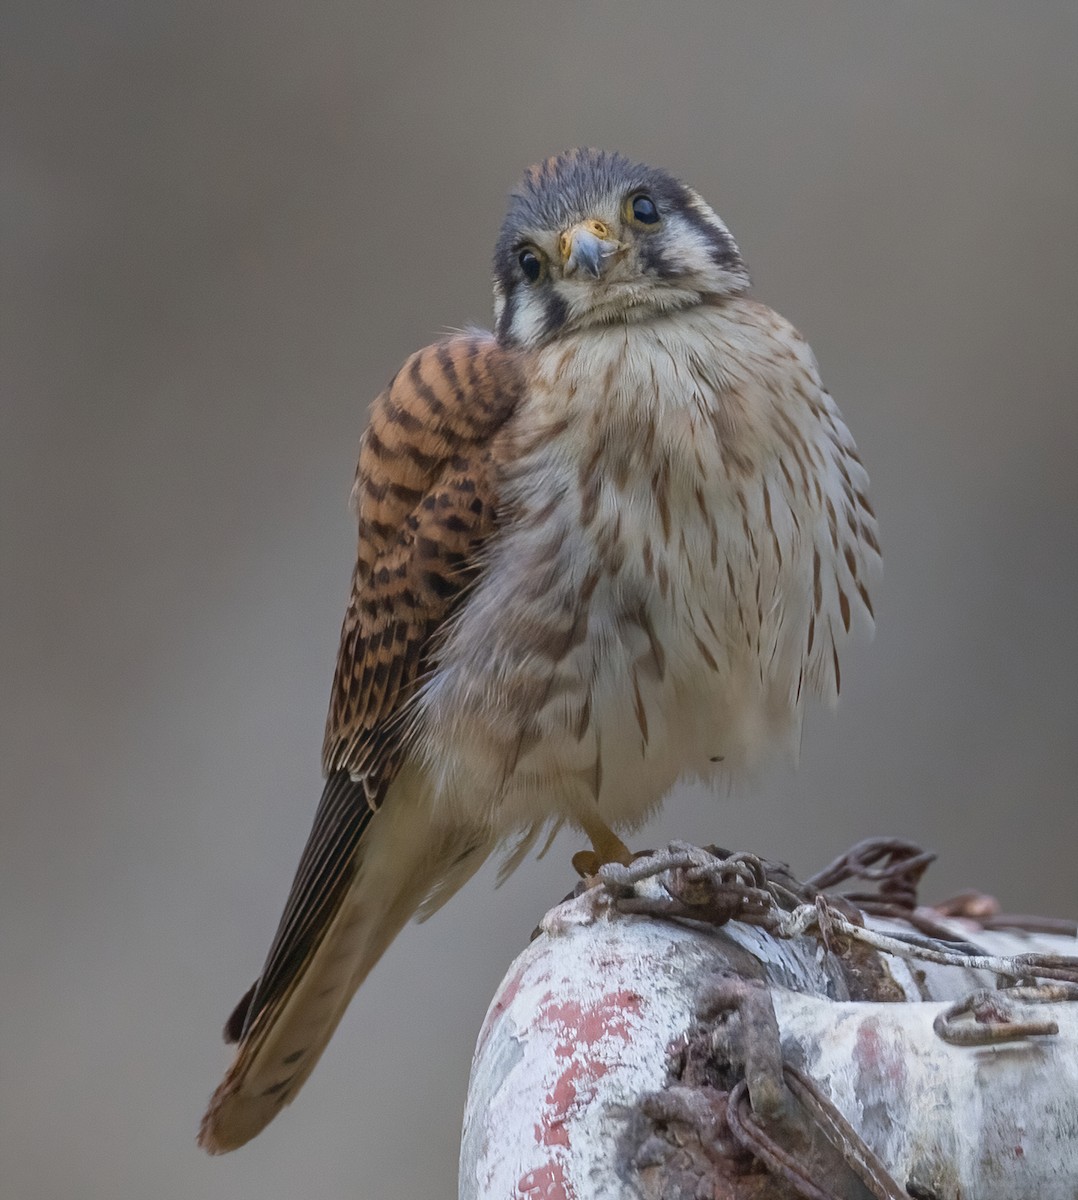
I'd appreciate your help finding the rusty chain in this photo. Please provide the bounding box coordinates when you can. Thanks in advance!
[604,838,1078,1198]
[599,840,1078,986]
[697,975,907,1200]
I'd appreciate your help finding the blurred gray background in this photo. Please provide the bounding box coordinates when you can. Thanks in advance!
[3,2,1077,1197]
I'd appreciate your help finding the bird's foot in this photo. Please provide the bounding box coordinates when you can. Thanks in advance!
[572,809,636,883]
[572,844,652,885]
[571,849,605,880]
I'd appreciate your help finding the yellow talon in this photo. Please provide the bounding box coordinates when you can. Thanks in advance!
[573,810,633,879]
[571,850,601,879]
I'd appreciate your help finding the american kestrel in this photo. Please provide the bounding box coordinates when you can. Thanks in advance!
[199,148,879,1153]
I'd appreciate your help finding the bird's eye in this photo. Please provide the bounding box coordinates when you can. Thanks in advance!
[629,193,660,225]
[518,248,543,282]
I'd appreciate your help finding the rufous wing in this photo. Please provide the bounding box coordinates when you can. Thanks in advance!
[322,333,524,791]
[199,333,523,1153]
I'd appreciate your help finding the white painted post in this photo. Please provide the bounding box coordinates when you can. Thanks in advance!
[460,863,1078,1200]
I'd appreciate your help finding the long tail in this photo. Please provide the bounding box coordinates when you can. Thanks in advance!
[199,768,489,1153]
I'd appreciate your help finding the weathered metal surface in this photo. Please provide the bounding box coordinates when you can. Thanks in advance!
[459,879,1078,1199]
[771,988,1078,1198]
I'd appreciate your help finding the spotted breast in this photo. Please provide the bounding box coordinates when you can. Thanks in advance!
[416,297,879,842]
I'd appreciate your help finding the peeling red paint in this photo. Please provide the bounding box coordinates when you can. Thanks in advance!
[516,1162,576,1200]
[534,1117,570,1148]
[539,990,643,1052]
[853,1018,908,1088]
[534,1046,610,1157]
[528,990,645,1167]
[545,1057,610,1118]
[463,889,1078,1200]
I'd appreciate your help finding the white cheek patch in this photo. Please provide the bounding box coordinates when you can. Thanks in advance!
[675,192,749,293]
[664,213,723,279]
[685,190,736,243]
[508,289,554,347]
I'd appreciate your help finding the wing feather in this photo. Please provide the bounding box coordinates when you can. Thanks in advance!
[224,771,373,1044]
[202,334,523,1150]
[322,332,524,787]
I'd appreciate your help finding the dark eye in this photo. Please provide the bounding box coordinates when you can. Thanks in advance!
[518,248,542,282]
[630,194,660,225]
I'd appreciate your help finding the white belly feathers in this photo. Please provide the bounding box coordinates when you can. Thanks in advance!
[414,300,879,838]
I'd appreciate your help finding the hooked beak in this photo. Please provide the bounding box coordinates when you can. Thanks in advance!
[560,219,621,279]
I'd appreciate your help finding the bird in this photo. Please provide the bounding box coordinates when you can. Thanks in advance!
[198,147,880,1153]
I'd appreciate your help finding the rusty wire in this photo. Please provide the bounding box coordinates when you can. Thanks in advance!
[726,1068,909,1200]
[933,982,1078,1046]
[612,841,1078,1198]
[782,1067,907,1200]
[725,1078,836,1200]
[599,840,1078,986]
[805,838,983,944]
[810,843,1078,939]
[608,840,1078,1197]
[703,975,907,1200]
[933,890,1078,937]
[807,837,935,904]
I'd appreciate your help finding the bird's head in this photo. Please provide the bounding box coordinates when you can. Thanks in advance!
[492,148,750,348]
